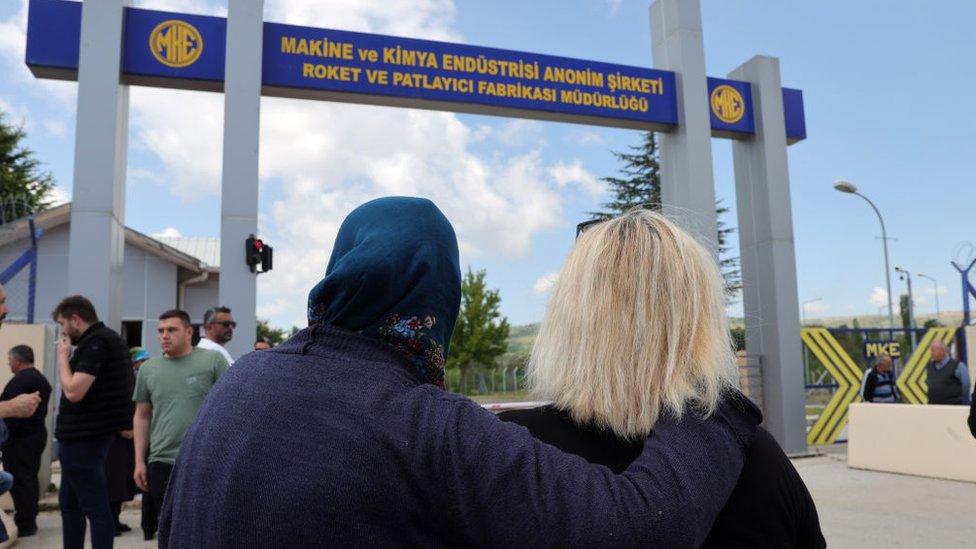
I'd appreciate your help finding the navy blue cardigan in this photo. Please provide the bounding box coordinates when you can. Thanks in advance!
[159,325,759,548]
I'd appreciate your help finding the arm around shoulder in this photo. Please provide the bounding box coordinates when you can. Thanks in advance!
[431,394,756,548]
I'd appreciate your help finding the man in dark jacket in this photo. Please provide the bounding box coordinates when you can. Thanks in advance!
[862,354,898,403]
[53,295,135,549]
[0,344,52,536]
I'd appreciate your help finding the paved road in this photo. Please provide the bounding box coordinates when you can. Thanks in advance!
[19,509,153,549]
[8,451,975,548]
[794,452,976,548]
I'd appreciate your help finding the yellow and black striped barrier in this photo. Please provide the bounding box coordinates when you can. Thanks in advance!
[895,328,956,405]
[800,328,863,446]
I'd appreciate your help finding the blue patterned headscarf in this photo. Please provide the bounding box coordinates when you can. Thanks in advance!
[307,197,461,387]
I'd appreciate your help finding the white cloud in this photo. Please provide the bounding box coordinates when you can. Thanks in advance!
[151,227,183,238]
[574,130,606,145]
[921,285,948,297]
[6,0,590,328]
[548,160,604,197]
[47,186,70,206]
[602,0,624,13]
[869,287,889,307]
[868,287,899,313]
[533,272,559,294]
[42,119,66,138]
[493,119,545,148]
[803,300,830,315]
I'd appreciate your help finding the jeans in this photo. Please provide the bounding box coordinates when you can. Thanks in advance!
[59,435,115,549]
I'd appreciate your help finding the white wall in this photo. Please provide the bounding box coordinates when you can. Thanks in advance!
[0,224,200,357]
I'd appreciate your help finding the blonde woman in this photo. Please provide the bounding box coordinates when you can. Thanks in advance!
[500,210,825,548]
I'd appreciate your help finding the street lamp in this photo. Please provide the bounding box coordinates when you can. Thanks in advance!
[801,297,823,326]
[894,266,917,349]
[918,273,940,322]
[834,180,896,333]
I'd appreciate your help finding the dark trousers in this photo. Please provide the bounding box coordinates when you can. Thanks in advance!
[146,461,173,537]
[141,487,157,538]
[58,434,115,549]
[1,429,47,530]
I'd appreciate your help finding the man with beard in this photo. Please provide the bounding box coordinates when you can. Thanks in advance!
[197,307,235,365]
[53,295,134,549]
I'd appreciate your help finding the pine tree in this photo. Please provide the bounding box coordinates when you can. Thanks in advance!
[592,131,741,297]
[0,111,55,221]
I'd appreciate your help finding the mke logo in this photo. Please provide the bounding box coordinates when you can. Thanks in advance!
[149,20,203,68]
[710,85,745,124]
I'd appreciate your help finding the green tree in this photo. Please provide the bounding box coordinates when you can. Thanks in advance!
[0,111,55,220]
[592,131,741,296]
[448,268,510,394]
[256,319,287,346]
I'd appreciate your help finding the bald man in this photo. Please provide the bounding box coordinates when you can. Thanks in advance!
[926,341,971,405]
[862,354,898,403]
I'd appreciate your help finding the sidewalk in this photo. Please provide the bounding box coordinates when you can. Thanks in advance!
[27,509,154,549]
[794,448,976,548]
[8,447,976,547]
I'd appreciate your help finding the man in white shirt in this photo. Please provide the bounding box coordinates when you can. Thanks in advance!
[197,306,235,365]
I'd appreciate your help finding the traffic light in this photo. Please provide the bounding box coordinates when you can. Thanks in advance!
[245,235,273,273]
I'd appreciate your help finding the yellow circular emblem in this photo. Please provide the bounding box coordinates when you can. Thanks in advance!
[710,85,745,124]
[149,20,203,68]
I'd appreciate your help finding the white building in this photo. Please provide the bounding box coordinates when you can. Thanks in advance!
[0,204,222,356]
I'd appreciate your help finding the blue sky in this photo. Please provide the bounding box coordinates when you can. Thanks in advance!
[1,0,974,329]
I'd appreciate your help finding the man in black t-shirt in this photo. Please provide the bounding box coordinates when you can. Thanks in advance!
[53,295,134,549]
[0,344,52,536]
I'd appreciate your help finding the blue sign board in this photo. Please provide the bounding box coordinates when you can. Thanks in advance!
[25,0,805,140]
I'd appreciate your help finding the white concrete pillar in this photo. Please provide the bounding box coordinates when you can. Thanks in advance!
[218,0,264,358]
[68,0,130,330]
[729,56,807,454]
[649,0,718,256]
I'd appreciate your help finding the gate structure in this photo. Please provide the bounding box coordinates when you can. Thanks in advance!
[25,0,809,451]
[801,326,961,446]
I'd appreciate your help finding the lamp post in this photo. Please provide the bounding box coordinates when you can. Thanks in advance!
[834,181,895,336]
[894,266,917,349]
[918,273,940,322]
[801,298,823,326]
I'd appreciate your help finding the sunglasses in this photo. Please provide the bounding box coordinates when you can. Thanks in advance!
[215,321,237,329]
[575,218,607,239]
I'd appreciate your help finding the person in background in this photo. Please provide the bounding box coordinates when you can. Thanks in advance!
[0,344,52,537]
[156,197,759,548]
[499,210,824,548]
[104,429,136,536]
[862,354,899,403]
[197,307,235,365]
[133,310,228,541]
[129,348,149,373]
[253,339,272,351]
[128,346,152,539]
[926,341,970,405]
[53,295,134,549]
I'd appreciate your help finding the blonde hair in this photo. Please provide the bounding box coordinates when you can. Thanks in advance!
[528,209,737,439]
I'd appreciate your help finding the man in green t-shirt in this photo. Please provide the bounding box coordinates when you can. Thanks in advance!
[132,309,228,540]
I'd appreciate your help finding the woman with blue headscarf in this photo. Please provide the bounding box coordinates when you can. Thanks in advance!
[158,197,760,548]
